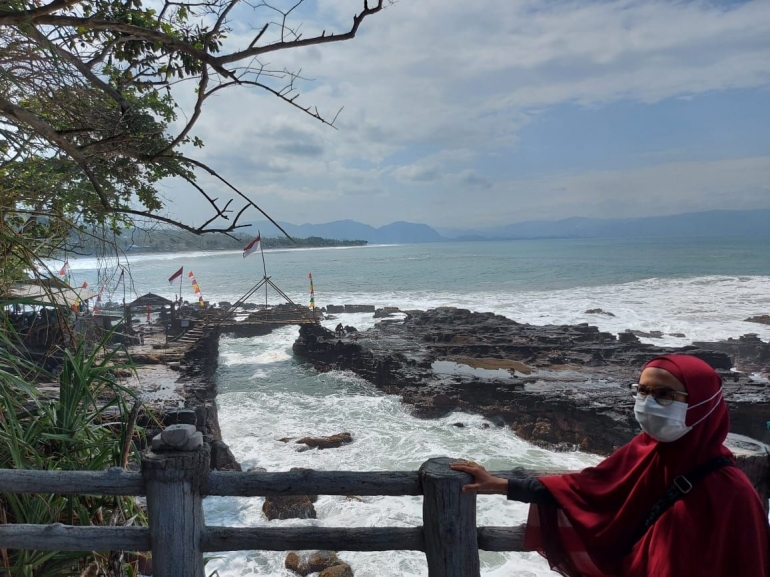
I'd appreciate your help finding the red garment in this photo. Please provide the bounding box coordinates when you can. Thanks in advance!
[525,354,770,577]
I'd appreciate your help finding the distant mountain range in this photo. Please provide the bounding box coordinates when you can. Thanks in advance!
[245,219,443,244]
[246,209,770,244]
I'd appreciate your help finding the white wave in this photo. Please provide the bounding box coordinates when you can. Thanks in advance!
[207,331,599,576]
[312,276,770,346]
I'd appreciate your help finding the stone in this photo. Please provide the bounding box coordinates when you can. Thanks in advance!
[182,431,204,451]
[344,304,375,313]
[375,307,401,318]
[285,551,342,576]
[161,424,197,448]
[629,329,663,339]
[161,410,197,426]
[295,432,353,450]
[585,308,615,317]
[618,331,640,344]
[319,563,354,577]
[150,434,164,452]
[263,495,317,520]
[210,439,242,471]
[745,315,770,325]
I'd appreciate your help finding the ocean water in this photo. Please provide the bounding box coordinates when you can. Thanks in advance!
[66,237,770,576]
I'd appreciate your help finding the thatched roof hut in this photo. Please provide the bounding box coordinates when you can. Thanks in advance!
[127,293,173,308]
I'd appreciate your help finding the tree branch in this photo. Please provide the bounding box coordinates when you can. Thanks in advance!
[216,0,384,65]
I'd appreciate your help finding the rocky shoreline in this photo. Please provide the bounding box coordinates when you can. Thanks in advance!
[125,326,241,471]
[122,304,770,462]
[292,307,770,455]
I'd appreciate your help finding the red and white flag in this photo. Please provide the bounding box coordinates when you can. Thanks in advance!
[81,281,88,289]
[168,266,184,284]
[243,234,261,258]
[58,260,69,276]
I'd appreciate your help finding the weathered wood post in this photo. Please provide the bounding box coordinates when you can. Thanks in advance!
[419,457,480,577]
[141,424,209,577]
[733,446,770,514]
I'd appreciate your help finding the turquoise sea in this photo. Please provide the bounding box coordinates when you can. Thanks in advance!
[69,236,770,576]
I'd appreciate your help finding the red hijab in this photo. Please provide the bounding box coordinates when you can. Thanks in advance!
[524,354,770,577]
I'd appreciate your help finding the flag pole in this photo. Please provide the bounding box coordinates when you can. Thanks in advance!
[259,230,268,309]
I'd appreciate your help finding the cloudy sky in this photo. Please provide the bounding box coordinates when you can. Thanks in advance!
[160,0,770,231]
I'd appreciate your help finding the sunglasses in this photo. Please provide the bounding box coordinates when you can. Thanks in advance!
[630,384,688,406]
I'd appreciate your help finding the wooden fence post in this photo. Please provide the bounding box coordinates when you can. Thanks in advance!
[419,457,480,577]
[141,425,210,577]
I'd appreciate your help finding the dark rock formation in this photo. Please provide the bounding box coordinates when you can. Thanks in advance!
[585,308,615,317]
[295,432,354,450]
[693,333,770,373]
[745,315,770,325]
[292,307,770,454]
[263,495,317,520]
[375,307,402,318]
[629,329,664,339]
[319,564,354,577]
[327,304,376,314]
[210,439,242,471]
[285,551,346,576]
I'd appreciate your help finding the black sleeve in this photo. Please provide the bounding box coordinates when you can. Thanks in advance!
[507,477,558,506]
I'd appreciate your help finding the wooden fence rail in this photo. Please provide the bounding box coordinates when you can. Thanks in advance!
[0,433,766,577]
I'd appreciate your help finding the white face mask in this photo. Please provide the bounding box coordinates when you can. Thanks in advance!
[634,389,723,443]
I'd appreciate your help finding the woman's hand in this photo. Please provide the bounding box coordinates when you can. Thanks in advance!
[450,461,508,494]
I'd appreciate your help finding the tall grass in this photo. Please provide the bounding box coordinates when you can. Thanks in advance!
[0,307,147,577]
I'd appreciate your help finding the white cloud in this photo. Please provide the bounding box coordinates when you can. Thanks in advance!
[160,0,770,229]
[460,155,770,225]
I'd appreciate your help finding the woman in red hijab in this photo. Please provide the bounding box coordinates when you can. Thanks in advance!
[452,354,770,577]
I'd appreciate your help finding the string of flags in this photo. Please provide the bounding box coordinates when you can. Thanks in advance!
[309,272,315,310]
[188,271,205,307]
[58,259,70,286]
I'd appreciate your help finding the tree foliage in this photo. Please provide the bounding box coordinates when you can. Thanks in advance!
[0,0,386,285]
[0,321,148,576]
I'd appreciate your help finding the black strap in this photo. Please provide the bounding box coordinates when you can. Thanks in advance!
[631,456,733,545]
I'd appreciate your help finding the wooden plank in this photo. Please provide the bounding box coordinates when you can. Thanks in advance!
[420,458,480,577]
[0,524,150,551]
[202,526,425,552]
[477,526,526,552]
[491,469,566,480]
[206,470,421,497]
[0,468,144,495]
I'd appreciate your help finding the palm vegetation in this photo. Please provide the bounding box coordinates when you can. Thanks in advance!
[0,314,147,577]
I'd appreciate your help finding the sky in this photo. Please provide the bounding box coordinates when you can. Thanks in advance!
[158,0,770,231]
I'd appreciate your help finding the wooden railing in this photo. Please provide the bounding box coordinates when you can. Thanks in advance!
[0,435,767,577]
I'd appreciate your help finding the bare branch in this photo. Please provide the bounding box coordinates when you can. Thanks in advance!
[216,0,385,65]
[161,154,294,240]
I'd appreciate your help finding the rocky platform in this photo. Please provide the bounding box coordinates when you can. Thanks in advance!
[119,325,241,471]
[293,307,770,455]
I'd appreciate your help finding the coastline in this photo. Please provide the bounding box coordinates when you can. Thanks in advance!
[119,304,770,471]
